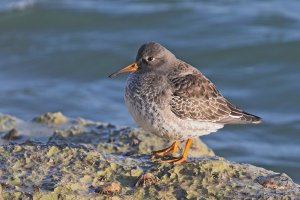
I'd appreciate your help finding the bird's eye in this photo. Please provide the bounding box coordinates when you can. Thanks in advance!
[147,57,155,62]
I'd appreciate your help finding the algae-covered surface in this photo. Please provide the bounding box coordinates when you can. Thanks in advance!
[0,113,299,199]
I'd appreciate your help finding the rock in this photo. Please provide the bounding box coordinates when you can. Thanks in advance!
[1,129,20,140]
[0,183,3,200]
[95,182,122,195]
[0,143,299,199]
[47,119,214,157]
[256,173,297,190]
[0,112,299,199]
[0,114,16,131]
[96,128,215,157]
[135,172,159,187]
[32,112,68,124]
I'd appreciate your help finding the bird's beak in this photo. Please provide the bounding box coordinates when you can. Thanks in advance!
[108,62,139,78]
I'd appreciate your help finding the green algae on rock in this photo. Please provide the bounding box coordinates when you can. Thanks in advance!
[0,112,299,199]
[1,143,299,199]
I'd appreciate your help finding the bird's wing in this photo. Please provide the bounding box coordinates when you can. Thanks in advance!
[168,69,261,124]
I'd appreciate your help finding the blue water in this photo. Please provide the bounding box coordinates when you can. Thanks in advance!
[0,0,299,182]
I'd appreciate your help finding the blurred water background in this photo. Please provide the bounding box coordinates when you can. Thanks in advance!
[0,0,299,182]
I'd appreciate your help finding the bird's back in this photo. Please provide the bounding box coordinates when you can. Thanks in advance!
[167,60,261,125]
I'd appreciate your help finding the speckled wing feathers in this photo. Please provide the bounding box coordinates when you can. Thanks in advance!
[168,62,261,124]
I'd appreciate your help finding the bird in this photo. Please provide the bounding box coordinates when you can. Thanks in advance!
[109,42,261,164]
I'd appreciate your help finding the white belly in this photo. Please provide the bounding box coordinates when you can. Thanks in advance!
[125,93,224,140]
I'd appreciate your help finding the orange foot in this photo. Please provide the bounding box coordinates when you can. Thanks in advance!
[152,141,180,157]
[161,138,193,164]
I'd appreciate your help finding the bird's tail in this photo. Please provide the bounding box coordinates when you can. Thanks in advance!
[240,111,262,124]
[221,102,262,124]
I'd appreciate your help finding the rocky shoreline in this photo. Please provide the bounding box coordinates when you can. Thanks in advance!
[0,112,299,199]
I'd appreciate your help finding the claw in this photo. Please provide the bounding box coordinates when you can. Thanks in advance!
[162,156,187,164]
[152,141,180,157]
[159,138,192,164]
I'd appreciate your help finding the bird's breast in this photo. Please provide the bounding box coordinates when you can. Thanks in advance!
[124,73,168,132]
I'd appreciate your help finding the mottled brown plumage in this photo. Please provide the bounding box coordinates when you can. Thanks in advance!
[168,61,261,124]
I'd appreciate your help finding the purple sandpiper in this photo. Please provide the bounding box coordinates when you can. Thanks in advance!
[109,42,261,163]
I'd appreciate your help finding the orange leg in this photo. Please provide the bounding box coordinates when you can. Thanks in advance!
[152,141,180,157]
[163,138,192,164]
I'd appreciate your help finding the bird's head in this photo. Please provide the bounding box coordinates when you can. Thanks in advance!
[109,42,176,78]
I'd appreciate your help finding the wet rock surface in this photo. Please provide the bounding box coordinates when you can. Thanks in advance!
[0,112,299,199]
[1,129,20,140]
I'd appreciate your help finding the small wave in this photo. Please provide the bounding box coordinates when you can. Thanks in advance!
[0,0,35,12]
[60,0,171,15]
